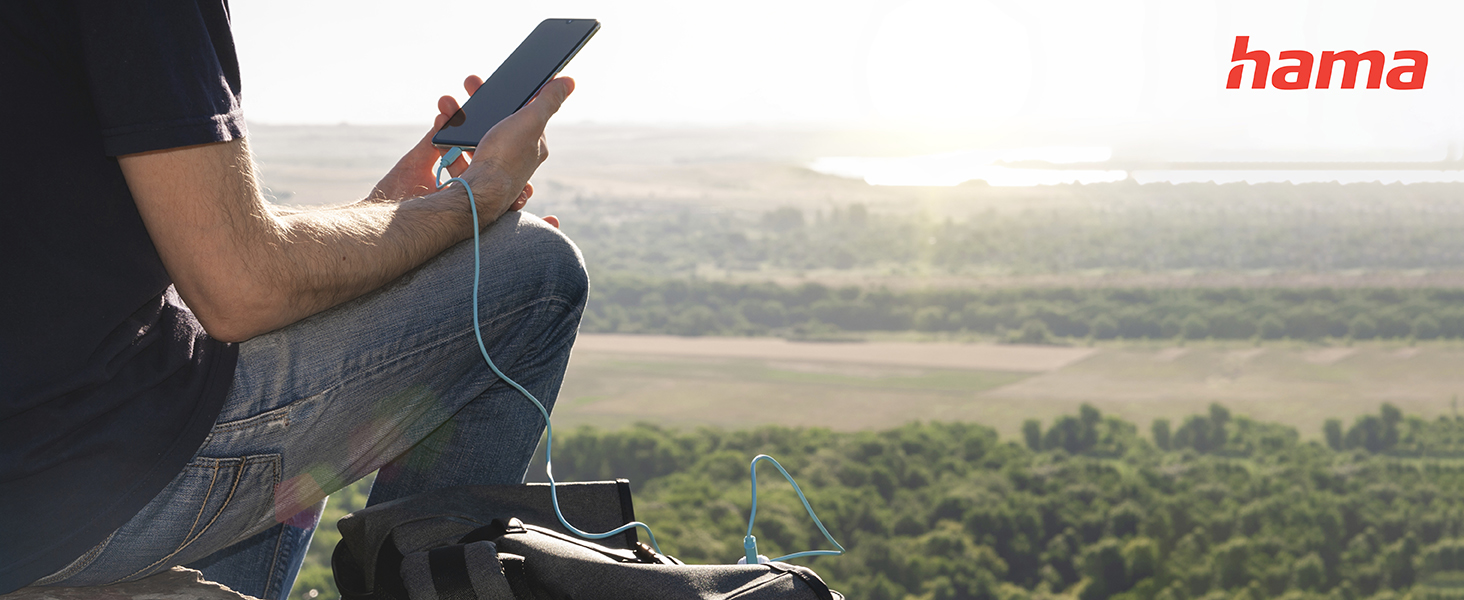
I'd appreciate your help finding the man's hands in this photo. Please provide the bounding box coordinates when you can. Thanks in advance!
[367,75,570,229]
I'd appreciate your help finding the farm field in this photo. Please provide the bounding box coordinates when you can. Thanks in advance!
[556,334,1464,439]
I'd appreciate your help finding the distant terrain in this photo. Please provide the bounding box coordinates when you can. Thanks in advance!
[253,124,1464,600]
[246,123,1464,441]
[558,336,1464,441]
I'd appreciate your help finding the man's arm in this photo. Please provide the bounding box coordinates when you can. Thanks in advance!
[121,77,573,343]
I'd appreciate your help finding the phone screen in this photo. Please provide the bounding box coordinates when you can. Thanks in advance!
[433,19,600,149]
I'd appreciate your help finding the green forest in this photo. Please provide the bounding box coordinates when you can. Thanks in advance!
[562,182,1464,276]
[581,275,1464,342]
[293,404,1464,600]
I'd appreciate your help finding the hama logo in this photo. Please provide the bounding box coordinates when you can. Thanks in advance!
[1226,36,1427,90]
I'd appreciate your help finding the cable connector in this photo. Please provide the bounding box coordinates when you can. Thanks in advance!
[743,535,760,565]
[440,146,464,171]
[435,146,467,189]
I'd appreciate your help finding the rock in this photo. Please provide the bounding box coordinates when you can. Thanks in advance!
[0,567,262,600]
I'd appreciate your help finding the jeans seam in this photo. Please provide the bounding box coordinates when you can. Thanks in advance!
[32,529,117,585]
[263,523,286,600]
[182,464,222,550]
[211,407,292,434]
[112,455,270,583]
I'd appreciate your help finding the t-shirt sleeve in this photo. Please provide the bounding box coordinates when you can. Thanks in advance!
[75,0,246,157]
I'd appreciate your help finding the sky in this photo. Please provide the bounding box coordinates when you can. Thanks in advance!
[230,0,1464,161]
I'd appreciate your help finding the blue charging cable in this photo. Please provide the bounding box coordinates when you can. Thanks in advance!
[744,454,846,564]
[435,146,843,565]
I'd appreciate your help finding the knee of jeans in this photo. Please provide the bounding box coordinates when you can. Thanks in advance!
[499,212,589,312]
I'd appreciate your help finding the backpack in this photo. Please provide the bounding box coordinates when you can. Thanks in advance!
[332,481,842,600]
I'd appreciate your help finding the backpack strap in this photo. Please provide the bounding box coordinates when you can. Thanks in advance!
[426,545,477,600]
[457,518,522,544]
[615,478,639,549]
[374,531,409,600]
[766,562,838,600]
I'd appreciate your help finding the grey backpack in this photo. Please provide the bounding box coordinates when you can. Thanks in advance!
[332,481,842,600]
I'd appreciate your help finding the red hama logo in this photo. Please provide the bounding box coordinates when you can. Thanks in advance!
[1226,36,1427,90]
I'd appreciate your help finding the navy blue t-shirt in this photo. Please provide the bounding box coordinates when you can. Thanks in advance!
[0,1,242,591]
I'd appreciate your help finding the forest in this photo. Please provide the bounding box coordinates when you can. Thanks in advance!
[562,182,1464,276]
[580,275,1464,342]
[292,404,1464,600]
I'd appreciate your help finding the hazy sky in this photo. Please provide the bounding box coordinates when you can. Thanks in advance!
[231,0,1464,160]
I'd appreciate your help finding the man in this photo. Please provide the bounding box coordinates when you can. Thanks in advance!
[0,2,587,598]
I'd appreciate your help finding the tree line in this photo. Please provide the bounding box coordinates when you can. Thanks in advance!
[560,182,1464,276]
[582,275,1464,342]
[290,404,1464,600]
[528,404,1464,600]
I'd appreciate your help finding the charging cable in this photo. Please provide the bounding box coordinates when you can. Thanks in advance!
[435,147,843,565]
[743,454,846,564]
[435,147,662,553]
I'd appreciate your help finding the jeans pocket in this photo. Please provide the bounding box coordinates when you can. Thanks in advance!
[43,453,282,586]
[146,454,285,571]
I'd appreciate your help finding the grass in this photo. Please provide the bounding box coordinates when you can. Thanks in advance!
[556,339,1464,440]
[553,354,1035,432]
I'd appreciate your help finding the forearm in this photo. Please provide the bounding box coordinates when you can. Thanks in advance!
[125,77,568,342]
[255,185,475,336]
[125,139,497,342]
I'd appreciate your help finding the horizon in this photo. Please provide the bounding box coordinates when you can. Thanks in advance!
[231,0,1464,163]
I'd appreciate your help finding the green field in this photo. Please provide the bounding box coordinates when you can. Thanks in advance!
[555,337,1464,440]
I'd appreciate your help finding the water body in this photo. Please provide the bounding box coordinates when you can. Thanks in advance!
[809,149,1464,187]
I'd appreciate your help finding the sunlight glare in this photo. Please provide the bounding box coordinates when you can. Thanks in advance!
[865,0,1032,128]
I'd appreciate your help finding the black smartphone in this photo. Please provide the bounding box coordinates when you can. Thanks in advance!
[432,18,600,149]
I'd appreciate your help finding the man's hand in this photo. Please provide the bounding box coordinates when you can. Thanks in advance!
[364,76,484,203]
[365,75,566,229]
[451,75,573,227]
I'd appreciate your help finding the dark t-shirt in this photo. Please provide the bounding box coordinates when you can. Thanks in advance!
[0,1,243,591]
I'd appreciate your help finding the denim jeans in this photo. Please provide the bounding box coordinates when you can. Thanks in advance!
[35,212,588,600]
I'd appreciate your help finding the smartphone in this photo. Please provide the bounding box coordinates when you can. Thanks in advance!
[432,18,600,149]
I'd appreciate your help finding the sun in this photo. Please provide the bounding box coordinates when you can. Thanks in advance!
[864,0,1033,129]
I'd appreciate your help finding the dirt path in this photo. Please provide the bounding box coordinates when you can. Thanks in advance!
[573,334,1096,372]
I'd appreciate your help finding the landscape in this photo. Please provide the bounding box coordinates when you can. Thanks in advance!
[247,122,1464,600]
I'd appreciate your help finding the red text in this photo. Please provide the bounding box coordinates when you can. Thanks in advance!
[1226,36,1427,90]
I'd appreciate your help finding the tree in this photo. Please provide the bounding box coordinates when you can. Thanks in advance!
[738,299,787,328]
[1413,315,1442,340]
[1258,314,1287,340]
[916,306,952,332]
[1181,315,1209,339]
[1091,315,1120,340]
[668,305,720,336]
[1293,552,1324,591]
[1023,419,1043,451]
[1161,315,1183,339]
[1213,538,1251,589]
[1010,319,1056,345]
[1173,405,1230,453]
[1349,315,1378,340]
[1152,419,1172,451]
[1080,538,1130,600]
[1344,405,1402,453]
[1325,419,1344,450]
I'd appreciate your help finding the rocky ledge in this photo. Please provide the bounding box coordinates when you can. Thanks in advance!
[0,567,261,600]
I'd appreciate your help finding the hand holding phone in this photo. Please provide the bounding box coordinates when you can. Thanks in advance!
[434,19,599,150]
[446,75,574,225]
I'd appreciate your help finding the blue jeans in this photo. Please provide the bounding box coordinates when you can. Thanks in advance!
[35,212,587,600]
